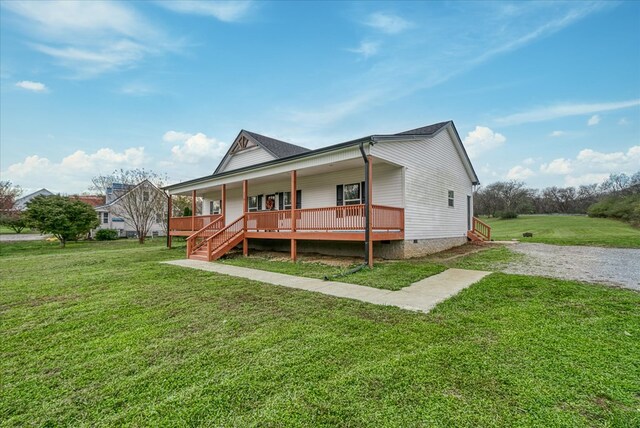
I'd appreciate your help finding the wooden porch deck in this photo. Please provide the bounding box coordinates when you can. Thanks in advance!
[170,204,405,262]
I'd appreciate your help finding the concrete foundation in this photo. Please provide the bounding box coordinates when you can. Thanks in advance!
[246,236,467,259]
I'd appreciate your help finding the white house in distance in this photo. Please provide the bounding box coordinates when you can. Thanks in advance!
[165,121,491,266]
[14,188,54,211]
[95,181,166,238]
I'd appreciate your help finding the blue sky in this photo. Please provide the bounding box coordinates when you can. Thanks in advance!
[1,0,639,194]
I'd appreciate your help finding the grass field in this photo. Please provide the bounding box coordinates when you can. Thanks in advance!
[221,255,446,290]
[1,239,638,426]
[484,215,640,247]
[0,225,38,235]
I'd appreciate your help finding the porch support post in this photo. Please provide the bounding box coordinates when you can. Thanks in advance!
[367,155,373,268]
[290,170,297,262]
[191,190,196,231]
[221,184,226,222]
[242,180,248,256]
[166,193,172,248]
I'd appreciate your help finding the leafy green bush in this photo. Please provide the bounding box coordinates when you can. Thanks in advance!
[588,194,640,225]
[496,211,518,219]
[95,229,119,241]
[23,195,100,247]
[0,211,27,233]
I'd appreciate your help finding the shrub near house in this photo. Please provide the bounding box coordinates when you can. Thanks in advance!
[24,195,99,247]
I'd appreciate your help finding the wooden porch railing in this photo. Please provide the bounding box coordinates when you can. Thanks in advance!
[244,204,404,232]
[201,216,245,260]
[472,216,491,241]
[170,214,221,232]
[186,216,225,255]
[372,205,404,231]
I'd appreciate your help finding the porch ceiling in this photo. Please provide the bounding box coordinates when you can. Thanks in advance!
[170,156,398,196]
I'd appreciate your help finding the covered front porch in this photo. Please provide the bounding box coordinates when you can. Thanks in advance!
[167,155,405,266]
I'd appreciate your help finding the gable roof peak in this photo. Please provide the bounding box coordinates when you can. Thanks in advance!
[393,121,452,136]
[242,130,310,159]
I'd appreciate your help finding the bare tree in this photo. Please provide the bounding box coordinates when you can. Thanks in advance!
[90,169,168,244]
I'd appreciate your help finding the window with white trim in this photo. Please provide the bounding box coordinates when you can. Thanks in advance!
[343,183,361,205]
[448,190,454,207]
[209,200,221,215]
[281,192,291,210]
[102,212,109,224]
[143,191,149,202]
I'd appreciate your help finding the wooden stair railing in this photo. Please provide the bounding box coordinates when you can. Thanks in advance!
[189,215,245,261]
[186,216,224,256]
[469,216,491,241]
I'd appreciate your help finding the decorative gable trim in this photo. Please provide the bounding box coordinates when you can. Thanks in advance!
[215,130,277,174]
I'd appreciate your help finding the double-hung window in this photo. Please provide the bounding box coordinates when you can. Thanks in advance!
[281,192,291,210]
[336,182,365,206]
[210,200,221,215]
[248,195,261,212]
[102,212,109,224]
[448,190,454,207]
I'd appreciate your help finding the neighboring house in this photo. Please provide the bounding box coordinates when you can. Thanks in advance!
[71,195,106,208]
[165,121,491,265]
[95,181,166,238]
[14,188,54,211]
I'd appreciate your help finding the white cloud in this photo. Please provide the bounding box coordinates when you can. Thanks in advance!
[495,99,640,126]
[163,131,194,143]
[587,114,600,126]
[506,165,534,180]
[364,12,413,34]
[564,173,610,187]
[549,130,565,137]
[462,126,506,159]
[576,146,640,170]
[167,131,228,163]
[533,145,640,187]
[119,82,156,96]
[347,41,379,58]
[15,80,47,92]
[522,157,536,165]
[155,1,252,22]
[540,158,572,175]
[2,147,146,193]
[2,1,167,77]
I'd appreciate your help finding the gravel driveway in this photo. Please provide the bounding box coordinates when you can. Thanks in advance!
[0,233,50,242]
[504,243,640,291]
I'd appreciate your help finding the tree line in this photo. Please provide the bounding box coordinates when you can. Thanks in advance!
[474,172,640,225]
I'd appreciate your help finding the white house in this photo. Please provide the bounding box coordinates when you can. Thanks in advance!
[14,188,54,211]
[165,121,491,266]
[95,181,166,238]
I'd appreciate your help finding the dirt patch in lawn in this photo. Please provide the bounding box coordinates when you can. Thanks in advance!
[223,249,365,267]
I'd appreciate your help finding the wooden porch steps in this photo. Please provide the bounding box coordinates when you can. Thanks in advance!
[467,217,491,243]
[188,232,244,261]
[187,215,245,262]
[466,230,486,244]
[209,232,244,261]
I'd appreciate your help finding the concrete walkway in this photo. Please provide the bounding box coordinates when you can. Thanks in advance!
[163,259,491,313]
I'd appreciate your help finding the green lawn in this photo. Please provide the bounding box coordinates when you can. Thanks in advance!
[484,215,640,247]
[1,240,639,427]
[0,225,38,235]
[220,254,446,290]
[452,245,523,271]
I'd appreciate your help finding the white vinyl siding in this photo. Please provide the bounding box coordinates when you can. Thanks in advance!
[372,128,474,240]
[219,147,276,173]
[198,163,402,226]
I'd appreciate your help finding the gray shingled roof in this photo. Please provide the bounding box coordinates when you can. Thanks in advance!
[244,130,310,158]
[394,121,451,136]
